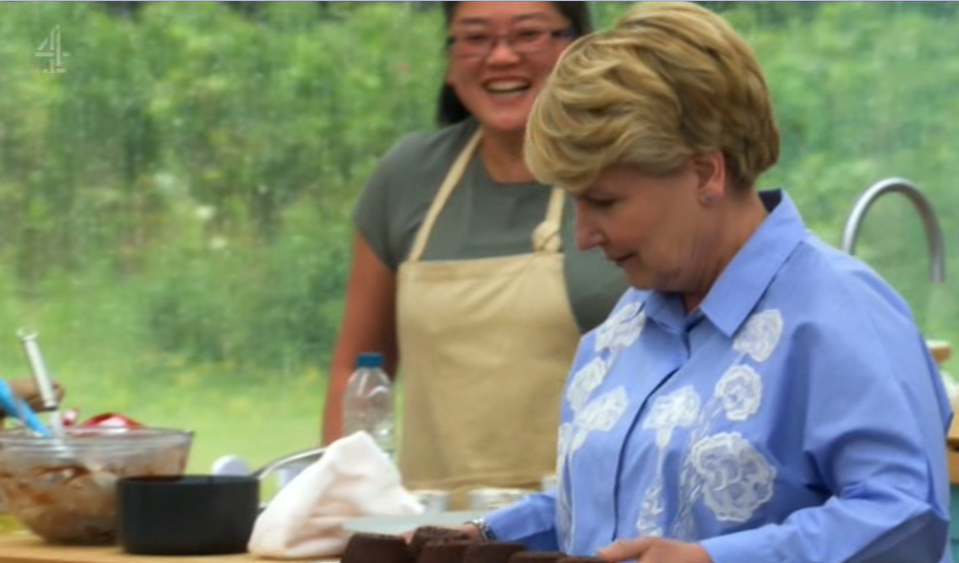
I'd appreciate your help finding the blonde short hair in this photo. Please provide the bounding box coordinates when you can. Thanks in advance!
[525,1,780,194]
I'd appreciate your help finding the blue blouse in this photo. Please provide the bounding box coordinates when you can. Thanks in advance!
[486,190,953,563]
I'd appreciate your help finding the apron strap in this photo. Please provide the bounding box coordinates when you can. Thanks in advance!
[408,130,483,263]
[409,129,565,261]
[532,188,566,254]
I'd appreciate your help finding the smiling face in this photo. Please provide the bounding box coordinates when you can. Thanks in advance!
[445,2,573,136]
[575,155,730,302]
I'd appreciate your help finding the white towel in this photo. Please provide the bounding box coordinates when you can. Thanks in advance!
[247,431,424,559]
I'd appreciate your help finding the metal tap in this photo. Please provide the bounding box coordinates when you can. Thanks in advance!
[841,177,946,283]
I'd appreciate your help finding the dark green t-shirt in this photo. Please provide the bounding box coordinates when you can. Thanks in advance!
[353,119,628,333]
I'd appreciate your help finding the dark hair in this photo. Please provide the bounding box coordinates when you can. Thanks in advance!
[437,1,593,127]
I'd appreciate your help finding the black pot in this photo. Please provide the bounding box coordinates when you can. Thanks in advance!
[117,474,260,555]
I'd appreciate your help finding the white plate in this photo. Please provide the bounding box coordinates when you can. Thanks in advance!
[343,510,487,536]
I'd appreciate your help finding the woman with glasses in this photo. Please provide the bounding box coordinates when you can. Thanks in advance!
[321,2,628,508]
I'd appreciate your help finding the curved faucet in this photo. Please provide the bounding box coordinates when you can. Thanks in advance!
[841,178,945,282]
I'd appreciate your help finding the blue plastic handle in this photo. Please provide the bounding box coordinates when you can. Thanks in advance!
[0,376,52,437]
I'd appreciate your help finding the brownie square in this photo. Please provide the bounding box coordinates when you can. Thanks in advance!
[417,538,476,563]
[410,526,474,559]
[342,532,415,563]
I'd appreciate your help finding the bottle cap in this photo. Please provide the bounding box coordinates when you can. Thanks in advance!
[355,352,384,369]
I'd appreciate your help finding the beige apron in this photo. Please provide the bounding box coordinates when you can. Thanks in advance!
[396,131,581,509]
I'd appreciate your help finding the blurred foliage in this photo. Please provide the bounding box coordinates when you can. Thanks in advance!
[0,1,442,377]
[0,1,957,465]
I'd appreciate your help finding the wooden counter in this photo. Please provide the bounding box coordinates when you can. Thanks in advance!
[0,535,336,563]
[948,415,959,484]
[932,340,959,483]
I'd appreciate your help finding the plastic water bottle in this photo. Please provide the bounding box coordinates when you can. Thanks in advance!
[343,352,395,457]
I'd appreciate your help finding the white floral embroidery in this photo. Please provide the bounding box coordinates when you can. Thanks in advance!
[636,480,666,538]
[557,423,573,476]
[567,357,609,413]
[732,310,783,362]
[558,387,631,551]
[670,505,698,543]
[595,302,644,352]
[570,427,589,454]
[577,387,629,433]
[609,311,646,350]
[558,487,573,552]
[715,365,762,421]
[642,386,701,448]
[689,432,776,523]
[557,388,629,476]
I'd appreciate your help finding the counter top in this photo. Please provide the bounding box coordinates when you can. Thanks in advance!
[947,410,959,484]
[0,535,336,563]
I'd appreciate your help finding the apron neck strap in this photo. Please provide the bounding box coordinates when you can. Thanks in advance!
[408,130,566,262]
[408,130,483,262]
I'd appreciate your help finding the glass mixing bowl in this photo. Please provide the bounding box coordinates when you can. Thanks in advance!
[0,426,193,544]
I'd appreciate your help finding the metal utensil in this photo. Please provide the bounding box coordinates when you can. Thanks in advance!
[16,330,86,469]
[251,446,326,481]
[17,330,65,437]
[212,447,325,513]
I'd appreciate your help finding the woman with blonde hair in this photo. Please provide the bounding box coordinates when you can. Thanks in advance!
[460,2,952,562]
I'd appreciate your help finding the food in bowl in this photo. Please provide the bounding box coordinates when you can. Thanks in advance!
[0,426,192,544]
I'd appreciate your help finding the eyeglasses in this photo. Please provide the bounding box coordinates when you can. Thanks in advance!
[446,27,576,59]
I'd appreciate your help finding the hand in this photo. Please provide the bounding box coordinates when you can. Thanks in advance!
[453,523,485,541]
[9,378,65,412]
[0,379,64,419]
[599,537,712,563]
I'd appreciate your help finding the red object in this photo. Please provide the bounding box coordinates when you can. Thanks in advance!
[61,409,80,426]
[78,412,145,429]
